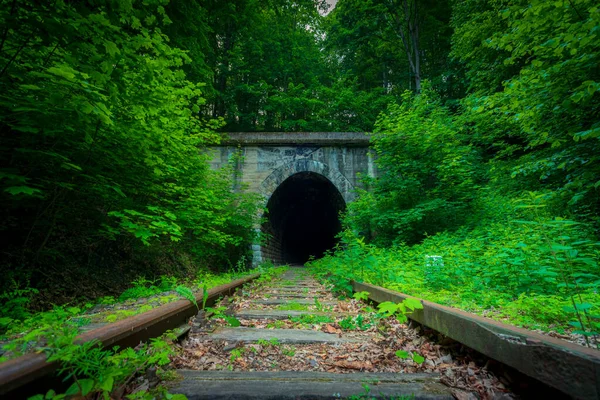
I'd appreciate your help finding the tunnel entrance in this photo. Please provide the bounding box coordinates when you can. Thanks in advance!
[261,172,345,265]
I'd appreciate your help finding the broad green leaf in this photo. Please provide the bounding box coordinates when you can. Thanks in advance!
[377,302,398,317]
[225,316,241,327]
[65,382,80,396]
[353,291,370,301]
[47,66,76,80]
[395,350,409,359]
[4,186,42,196]
[575,303,593,311]
[100,376,114,392]
[79,379,95,396]
[412,354,425,364]
[404,298,423,310]
[104,41,120,56]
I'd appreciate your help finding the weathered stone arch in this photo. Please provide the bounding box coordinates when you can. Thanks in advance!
[258,159,356,207]
[253,160,354,265]
[208,132,374,266]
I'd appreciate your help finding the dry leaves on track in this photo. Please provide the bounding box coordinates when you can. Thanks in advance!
[321,324,341,334]
[175,275,517,400]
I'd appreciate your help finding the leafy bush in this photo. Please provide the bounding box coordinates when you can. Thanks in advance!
[29,332,184,400]
[311,192,600,336]
[346,85,481,246]
[0,0,261,305]
[0,285,38,331]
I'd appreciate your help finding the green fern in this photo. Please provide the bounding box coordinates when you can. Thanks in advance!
[175,285,198,310]
[202,284,209,309]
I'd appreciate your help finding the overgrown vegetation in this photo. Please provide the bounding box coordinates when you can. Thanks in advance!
[0,266,265,362]
[1,2,600,398]
[7,0,596,336]
[310,0,600,342]
[0,264,281,398]
[0,0,262,308]
[29,332,185,400]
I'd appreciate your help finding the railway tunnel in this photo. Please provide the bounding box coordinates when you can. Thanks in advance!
[261,172,345,265]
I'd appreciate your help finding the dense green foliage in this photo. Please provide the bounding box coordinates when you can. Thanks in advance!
[348,85,480,246]
[30,333,184,400]
[0,0,488,308]
[165,0,338,131]
[165,0,460,131]
[0,264,262,357]
[0,0,261,305]
[1,0,599,357]
[455,0,600,217]
[312,0,600,339]
[0,1,598,397]
[0,264,281,398]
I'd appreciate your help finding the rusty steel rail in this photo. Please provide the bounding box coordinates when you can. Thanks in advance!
[0,273,260,396]
[353,281,600,400]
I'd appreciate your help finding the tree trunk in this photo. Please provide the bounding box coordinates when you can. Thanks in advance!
[389,0,421,93]
[213,26,235,118]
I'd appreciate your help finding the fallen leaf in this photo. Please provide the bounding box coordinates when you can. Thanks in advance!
[322,324,340,334]
[331,360,373,370]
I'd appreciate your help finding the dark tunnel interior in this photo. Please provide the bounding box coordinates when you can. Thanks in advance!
[262,172,345,265]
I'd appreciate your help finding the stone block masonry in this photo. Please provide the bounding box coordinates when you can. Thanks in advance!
[208,132,375,265]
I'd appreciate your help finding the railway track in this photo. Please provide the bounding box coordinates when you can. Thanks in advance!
[1,266,599,399]
[170,267,519,399]
[0,274,260,398]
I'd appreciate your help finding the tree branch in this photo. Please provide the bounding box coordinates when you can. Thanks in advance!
[386,6,416,74]
[0,0,18,56]
[567,0,585,21]
[0,31,33,79]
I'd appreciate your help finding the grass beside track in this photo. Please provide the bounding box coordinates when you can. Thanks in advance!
[0,264,286,400]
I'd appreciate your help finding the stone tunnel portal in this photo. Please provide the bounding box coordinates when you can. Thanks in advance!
[261,172,345,265]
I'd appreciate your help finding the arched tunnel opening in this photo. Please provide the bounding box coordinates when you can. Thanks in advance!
[261,172,346,265]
